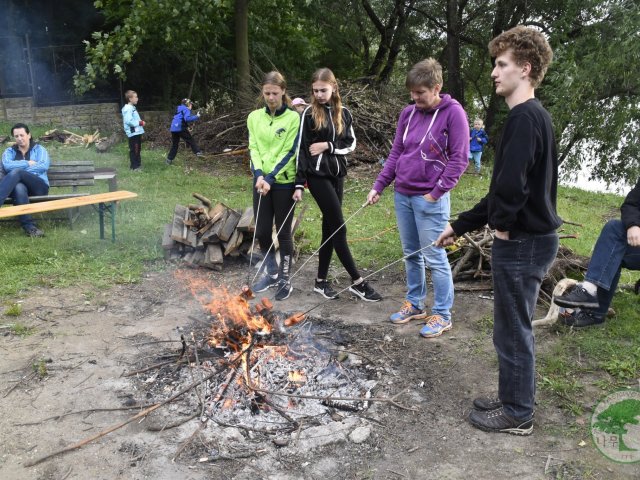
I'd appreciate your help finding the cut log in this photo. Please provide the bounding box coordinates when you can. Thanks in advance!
[224,230,244,256]
[218,207,241,242]
[236,207,255,232]
[202,211,227,243]
[162,223,174,249]
[170,205,191,245]
[208,203,226,223]
[204,244,224,267]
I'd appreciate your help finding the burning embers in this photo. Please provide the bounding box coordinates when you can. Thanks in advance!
[172,270,378,432]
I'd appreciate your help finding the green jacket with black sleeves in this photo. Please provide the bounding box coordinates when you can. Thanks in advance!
[247,104,300,188]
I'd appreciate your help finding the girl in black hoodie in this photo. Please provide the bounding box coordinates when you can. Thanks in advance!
[294,68,381,302]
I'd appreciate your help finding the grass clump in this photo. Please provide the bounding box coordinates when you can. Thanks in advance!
[4,303,22,316]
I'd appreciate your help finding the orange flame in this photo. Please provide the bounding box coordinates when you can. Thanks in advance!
[174,269,272,350]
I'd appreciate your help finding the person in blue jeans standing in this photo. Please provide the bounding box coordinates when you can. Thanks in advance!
[437,26,561,435]
[367,58,469,338]
[468,118,488,174]
[121,90,145,171]
[0,123,50,237]
[554,178,640,327]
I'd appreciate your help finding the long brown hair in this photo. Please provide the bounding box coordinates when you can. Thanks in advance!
[256,71,292,108]
[310,68,344,135]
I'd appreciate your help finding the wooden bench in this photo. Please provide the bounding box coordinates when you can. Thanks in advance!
[0,191,138,241]
[3,160,118,225]
[3,160,96,205]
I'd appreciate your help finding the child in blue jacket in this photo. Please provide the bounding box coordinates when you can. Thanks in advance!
[469,118,489,174]
[166,98,202,165]
[121,90,145,171]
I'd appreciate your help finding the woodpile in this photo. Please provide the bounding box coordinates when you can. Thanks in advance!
[40,129,103,148]
[162,193,306,270]
[447,225,589,297]
[143,80,404,163]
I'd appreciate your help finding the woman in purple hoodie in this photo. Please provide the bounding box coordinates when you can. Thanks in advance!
[367,58,469,338]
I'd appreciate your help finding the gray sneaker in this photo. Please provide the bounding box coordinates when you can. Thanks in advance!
[252,274,278,293]
[274,279,292,301]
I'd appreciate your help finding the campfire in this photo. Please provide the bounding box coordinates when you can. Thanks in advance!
[170,271,380,433]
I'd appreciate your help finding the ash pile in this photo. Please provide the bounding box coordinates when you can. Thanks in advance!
[127,280,404,464]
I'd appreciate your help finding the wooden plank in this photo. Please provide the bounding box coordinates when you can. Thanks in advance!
[205,244,224,265]
[223,230,244,256]
[218,208,241,242]
[202,211,227,243]
[209,203,226,224]
[170,205,189,244]
[236,207,255,232]
[162,223,175,250]
[0,191,137,218]
[4,193,89,204]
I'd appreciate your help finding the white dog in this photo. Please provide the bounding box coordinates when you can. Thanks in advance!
[532,278,578,327]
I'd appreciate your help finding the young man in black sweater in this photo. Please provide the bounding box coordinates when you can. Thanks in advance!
[436,26,562,435]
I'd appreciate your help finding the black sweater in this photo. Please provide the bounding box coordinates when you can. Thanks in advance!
[621,177,640,229]
[452,98,562,236]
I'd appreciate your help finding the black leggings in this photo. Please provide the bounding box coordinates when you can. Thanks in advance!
[307,175,360,281]
[253,187,295,278]
[167,130,200,160]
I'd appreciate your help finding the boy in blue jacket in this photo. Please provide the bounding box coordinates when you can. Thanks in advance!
[166,98,203,165]
[121,90,145,171]
[469,118,489,174]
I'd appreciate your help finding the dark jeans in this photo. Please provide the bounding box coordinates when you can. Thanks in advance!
[128,135,142,169]
[252,187,295,279]
[307,175,360,281]
[491,232,559,420]
[584,219,640,318]
[167,130,201,160]
[0,169,49,229]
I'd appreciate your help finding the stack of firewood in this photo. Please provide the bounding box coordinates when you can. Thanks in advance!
[40,129,102,147]
[162,193,306,271]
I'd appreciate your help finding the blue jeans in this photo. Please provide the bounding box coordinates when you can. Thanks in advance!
[0,169,49,229]
[491,232,558,420]
[469,151,482,172]
[584,219,640,318]
[394,191,453,319]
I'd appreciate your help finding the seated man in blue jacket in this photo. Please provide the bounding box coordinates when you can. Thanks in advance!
[0,123,50,237]
[555,178,640,326]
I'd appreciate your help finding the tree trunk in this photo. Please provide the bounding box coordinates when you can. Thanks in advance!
[234,0,251,106]
[446,0,464,105]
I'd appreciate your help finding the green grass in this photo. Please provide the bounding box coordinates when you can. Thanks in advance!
[1,122,639,415]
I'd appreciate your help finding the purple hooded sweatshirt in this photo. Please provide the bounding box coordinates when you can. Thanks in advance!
[373,94,469,200]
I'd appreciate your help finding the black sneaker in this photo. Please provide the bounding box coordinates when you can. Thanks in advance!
[554,285,599,309]
[24,226,44,237]
[314,280,339,299]
[252,274,279,293]
[469,407,533,436]
[274,279,292,301]
[166,157,173,165]
[559,309,604,328]
[348,281,381,302]
[473,396,502,411]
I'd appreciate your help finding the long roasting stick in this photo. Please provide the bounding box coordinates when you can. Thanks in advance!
[300,241,437,317]
[289,201,369,282]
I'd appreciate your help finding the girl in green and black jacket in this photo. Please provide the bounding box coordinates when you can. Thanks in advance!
[247,71,300,301]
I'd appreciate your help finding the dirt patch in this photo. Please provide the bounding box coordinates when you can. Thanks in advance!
[0,258,635,479]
